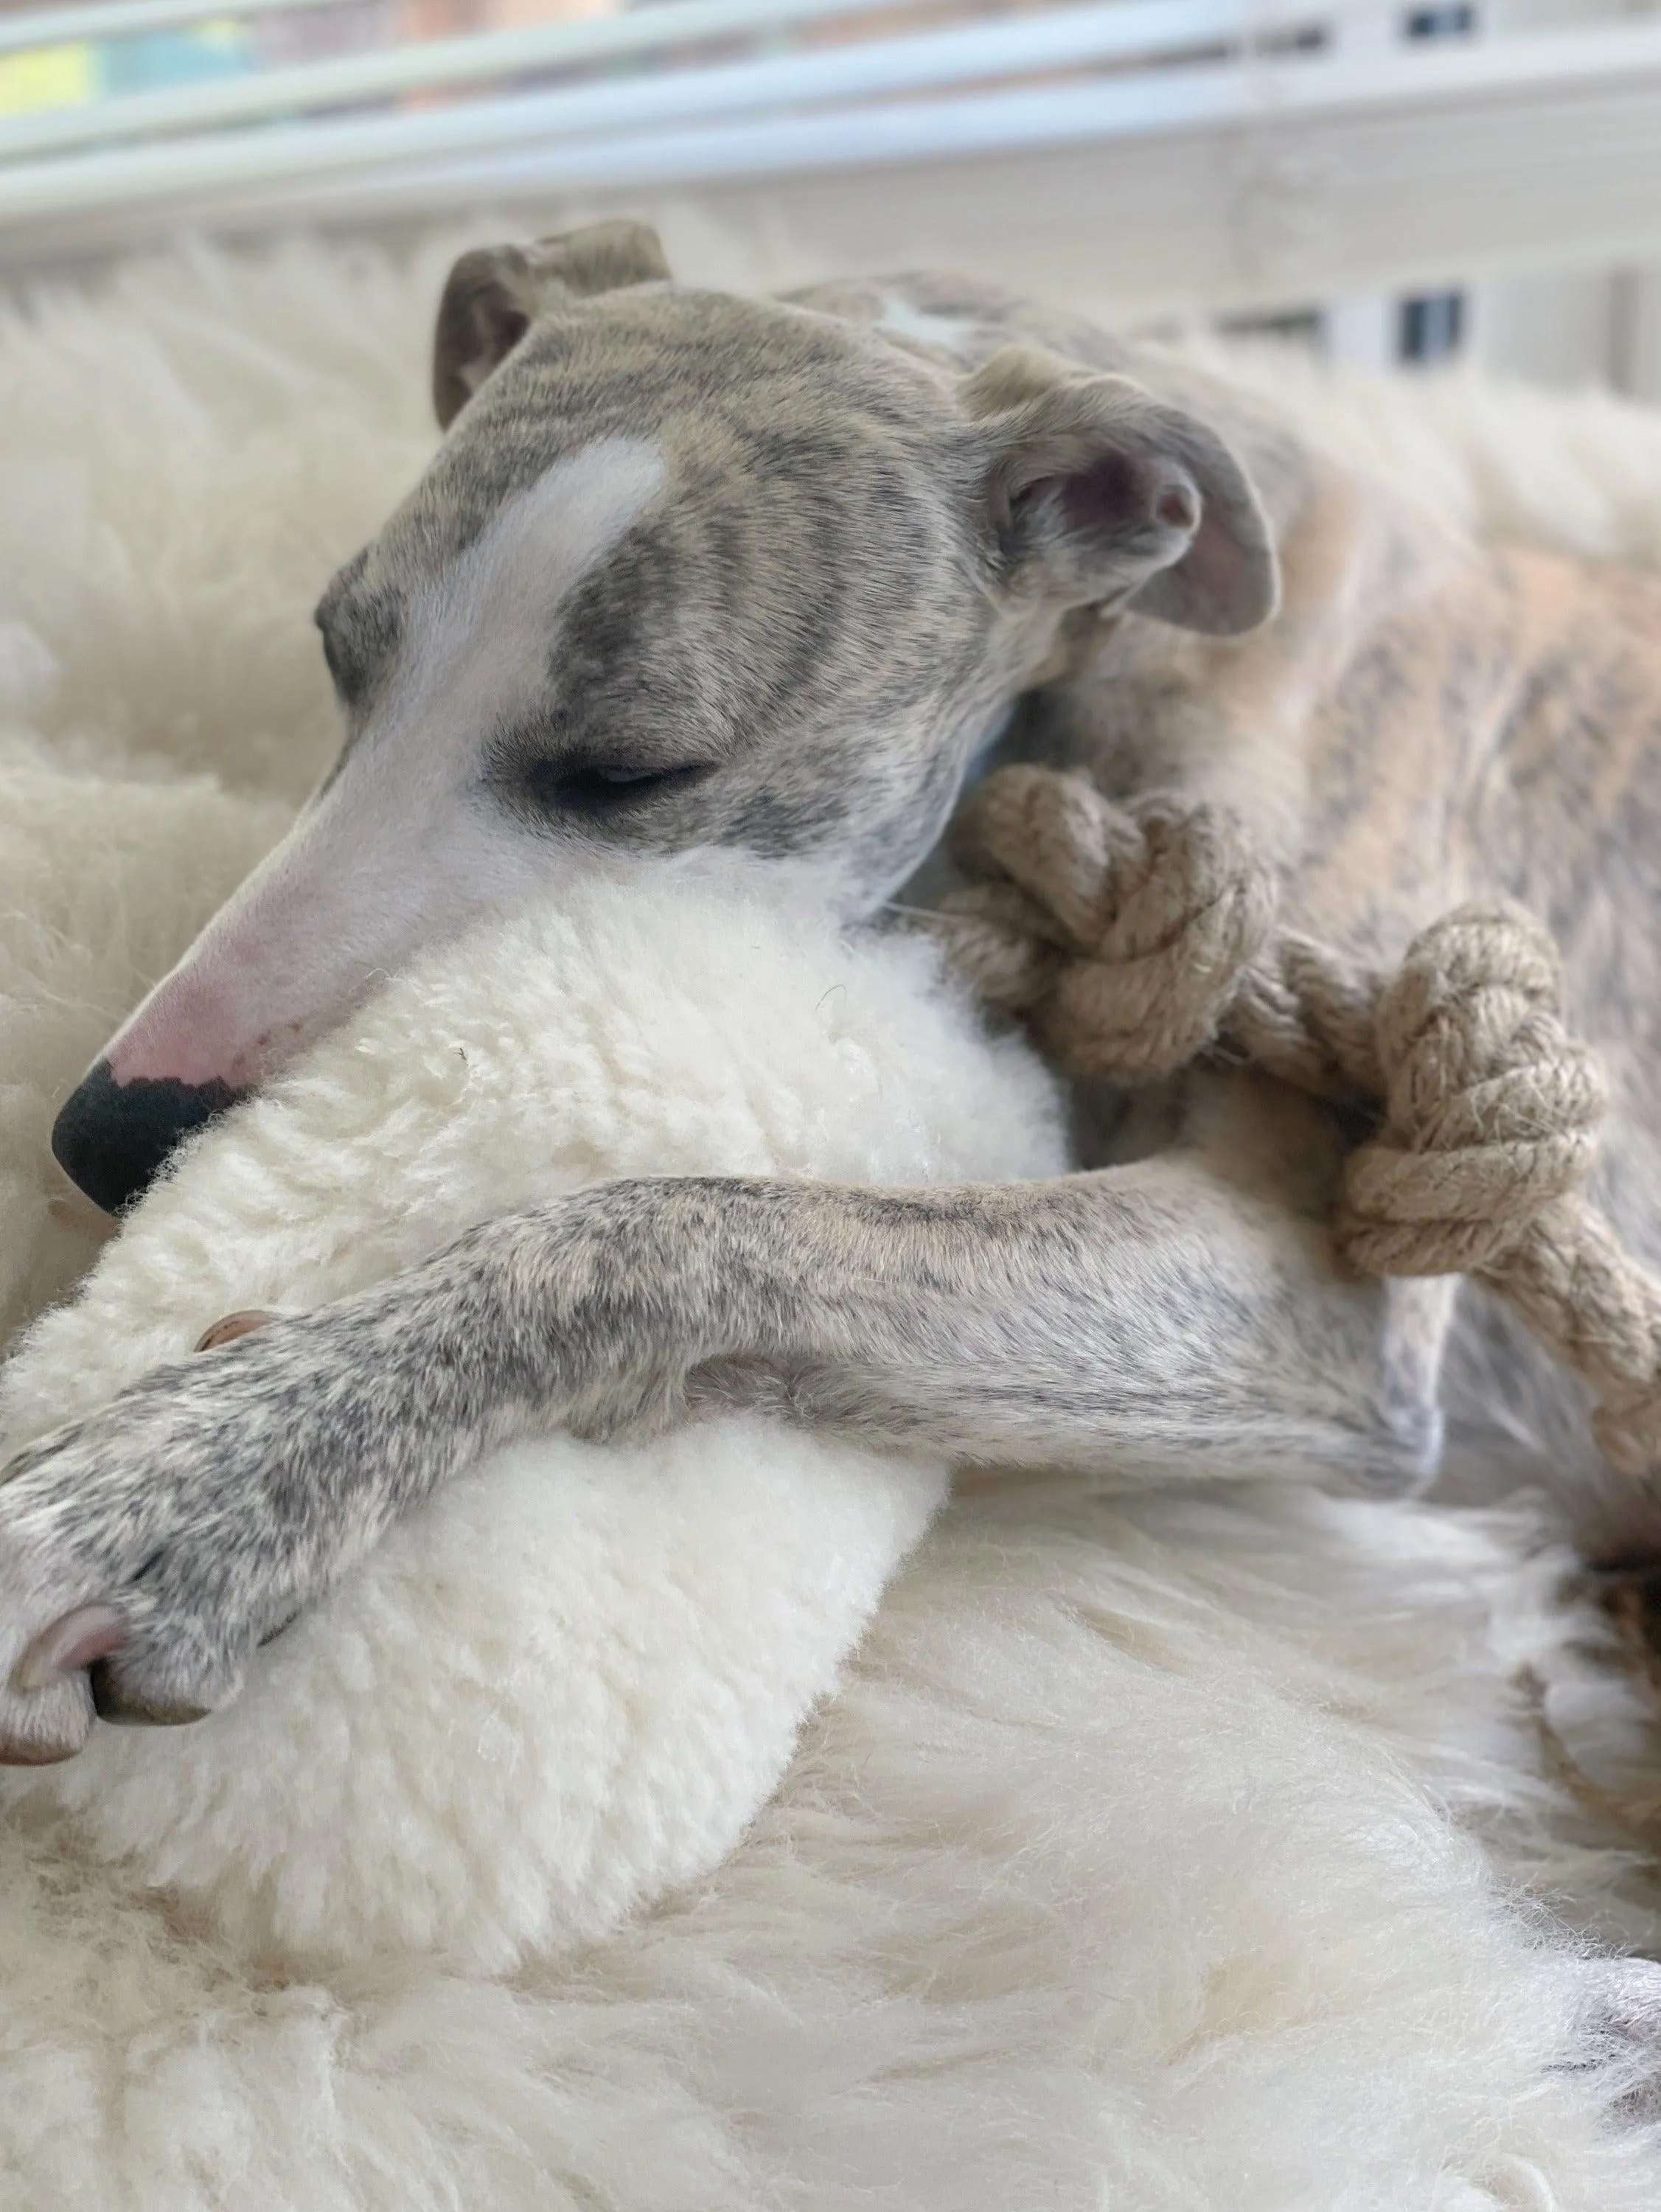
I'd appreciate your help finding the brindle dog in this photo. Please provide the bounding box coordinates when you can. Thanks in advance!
[4,220,1660,1774]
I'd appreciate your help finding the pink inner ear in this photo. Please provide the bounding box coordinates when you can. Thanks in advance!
[1059,451,1198,541]
[462,303,529,396]
[485,303,529,358]
[1058,448,1141,533]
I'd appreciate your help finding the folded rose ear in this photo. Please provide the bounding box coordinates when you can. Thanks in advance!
[432,219,672,428]
[962,347,1278,636]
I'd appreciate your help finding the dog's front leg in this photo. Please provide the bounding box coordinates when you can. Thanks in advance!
[0,1157,1441,1759]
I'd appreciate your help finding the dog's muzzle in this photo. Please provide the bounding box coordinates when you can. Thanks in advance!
[51,1061,243,1216]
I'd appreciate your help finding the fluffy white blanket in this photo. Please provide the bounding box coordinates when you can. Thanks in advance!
[4,231,1661,2211]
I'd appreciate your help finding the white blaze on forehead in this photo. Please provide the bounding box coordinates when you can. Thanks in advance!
[377,433,667,769]
[98,437,667,1093]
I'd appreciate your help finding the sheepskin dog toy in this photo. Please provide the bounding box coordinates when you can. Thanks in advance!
[0,865,1063,1967]
[8,232,1661,2211]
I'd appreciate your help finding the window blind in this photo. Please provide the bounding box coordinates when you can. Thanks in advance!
[1,0,1660,319]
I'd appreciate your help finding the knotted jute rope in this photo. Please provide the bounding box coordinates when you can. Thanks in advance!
[932,763,1661,1477]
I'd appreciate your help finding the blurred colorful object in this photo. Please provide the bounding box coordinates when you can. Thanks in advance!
[105,21,253,94]
[0,18,253,118]
[0,43,95,119]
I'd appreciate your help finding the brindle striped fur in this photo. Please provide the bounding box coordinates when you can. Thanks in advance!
[4,234,1661,1770]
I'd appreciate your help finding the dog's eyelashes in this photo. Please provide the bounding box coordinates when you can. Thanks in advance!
[582,763,665,787]
[523,758,715,815]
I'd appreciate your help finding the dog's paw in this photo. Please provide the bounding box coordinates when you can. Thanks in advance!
[0,1307,403,1763]
[0,1408,250,1761]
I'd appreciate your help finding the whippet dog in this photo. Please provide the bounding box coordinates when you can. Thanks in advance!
[4,219,1661,1761]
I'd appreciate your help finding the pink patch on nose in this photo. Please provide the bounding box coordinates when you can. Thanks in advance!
[108,1004,312,1093]
[107,1019,243,1091]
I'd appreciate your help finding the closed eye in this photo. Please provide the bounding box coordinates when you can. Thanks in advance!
[523,757,717,814]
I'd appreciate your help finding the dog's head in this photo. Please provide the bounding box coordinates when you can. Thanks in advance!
[52,221,1278,1213]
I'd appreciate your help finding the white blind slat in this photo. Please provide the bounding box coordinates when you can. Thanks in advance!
[0,0,349,63]
[0,0,1298,172]
[1,0,1656,318]
[4,14,1659,229]
[0,0,1283,161]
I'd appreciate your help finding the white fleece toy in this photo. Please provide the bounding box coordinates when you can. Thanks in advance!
[0,869,1066,1972]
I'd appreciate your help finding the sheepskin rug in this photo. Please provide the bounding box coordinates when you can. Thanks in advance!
[6,228,1661,2211]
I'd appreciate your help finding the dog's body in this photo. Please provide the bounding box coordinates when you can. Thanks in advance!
[4,225,1661,1765]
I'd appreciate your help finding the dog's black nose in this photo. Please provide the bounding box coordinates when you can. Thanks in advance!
[50,1060,242,1217]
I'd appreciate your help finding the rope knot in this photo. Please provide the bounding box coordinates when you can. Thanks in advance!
[934,765,1277,1084]
[928,772,1661,1481]
[1339,901,1606,1277]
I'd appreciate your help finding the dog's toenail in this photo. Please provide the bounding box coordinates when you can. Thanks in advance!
[195,1309,279,1353]
[13,1602,126,1692]
[88,1659,212,1728]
